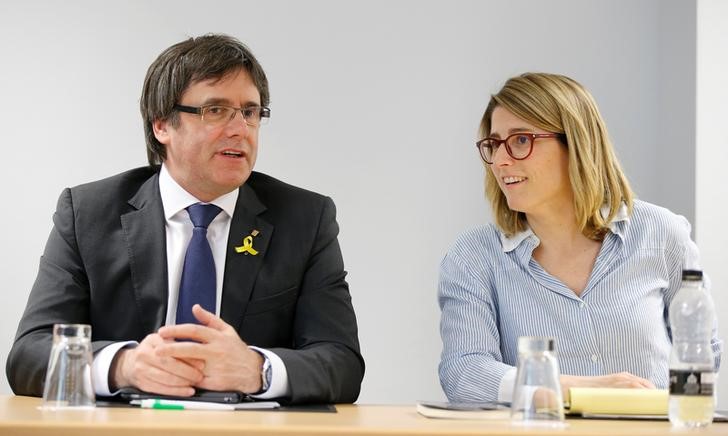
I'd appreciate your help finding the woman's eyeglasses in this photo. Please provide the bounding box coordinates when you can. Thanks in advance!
[476,132,563,164]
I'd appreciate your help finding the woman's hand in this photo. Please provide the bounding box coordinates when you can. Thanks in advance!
[560,372,655,401]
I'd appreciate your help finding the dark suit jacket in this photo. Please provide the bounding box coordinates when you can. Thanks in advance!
[6,166,364,403]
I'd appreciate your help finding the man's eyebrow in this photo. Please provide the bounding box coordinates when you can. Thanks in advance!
[199,97,262,107]
[198,97,232,106]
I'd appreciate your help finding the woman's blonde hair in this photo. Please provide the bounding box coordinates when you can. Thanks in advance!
[479,72,633,240]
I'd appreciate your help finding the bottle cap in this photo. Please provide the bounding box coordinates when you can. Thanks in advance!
[517,336,555,353]
[681,269,703,281]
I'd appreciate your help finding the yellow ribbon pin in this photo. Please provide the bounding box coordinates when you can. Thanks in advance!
[235,231,260,255]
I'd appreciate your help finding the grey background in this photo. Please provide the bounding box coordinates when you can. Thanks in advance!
[1,0,724,406]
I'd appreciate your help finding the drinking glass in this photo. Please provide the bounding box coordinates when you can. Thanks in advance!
[511,336,565,426]
[41,324,95,409]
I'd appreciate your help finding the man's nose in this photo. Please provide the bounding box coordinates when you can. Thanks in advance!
[225,110,251,135]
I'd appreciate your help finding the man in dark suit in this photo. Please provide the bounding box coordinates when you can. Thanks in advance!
[6,34,364,404]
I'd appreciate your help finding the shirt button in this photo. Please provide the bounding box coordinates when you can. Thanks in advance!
[591,354,599,362]
[580,301,586,308]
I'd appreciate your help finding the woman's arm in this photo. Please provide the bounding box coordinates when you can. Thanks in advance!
[438,248,513,402]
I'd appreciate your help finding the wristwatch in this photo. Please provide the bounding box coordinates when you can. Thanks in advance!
[260,353,272,392]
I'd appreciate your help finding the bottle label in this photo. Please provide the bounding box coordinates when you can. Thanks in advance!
[669,370,714,396]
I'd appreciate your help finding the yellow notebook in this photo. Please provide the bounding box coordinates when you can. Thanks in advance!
[567,388,668,416]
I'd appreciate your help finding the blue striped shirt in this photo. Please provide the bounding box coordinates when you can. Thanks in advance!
[438,200,722,402]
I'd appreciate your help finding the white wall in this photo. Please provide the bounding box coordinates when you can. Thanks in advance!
[0,0,715,405]
[697,0,728,411]
[657,0,696,223]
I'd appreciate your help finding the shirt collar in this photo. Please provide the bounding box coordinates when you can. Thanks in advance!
[602,202,630,238]
[158,163,239,220]
[499,227,536,253]
[499,202,630,253]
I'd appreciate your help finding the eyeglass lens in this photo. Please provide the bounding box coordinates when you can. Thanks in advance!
[202,106,266,126]
[481,134,533,162]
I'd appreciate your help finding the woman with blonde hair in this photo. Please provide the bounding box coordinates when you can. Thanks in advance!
[438,72,721,402]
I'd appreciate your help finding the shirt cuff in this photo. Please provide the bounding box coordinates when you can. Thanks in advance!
[498,367,517,403]
[248,346,290,399]
[92,341,138,396]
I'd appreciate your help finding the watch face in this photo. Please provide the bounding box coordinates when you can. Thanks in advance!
[262,357,272,391]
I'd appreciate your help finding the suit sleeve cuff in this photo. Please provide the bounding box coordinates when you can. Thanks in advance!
[92,341,138,396]
[248,346,290,399]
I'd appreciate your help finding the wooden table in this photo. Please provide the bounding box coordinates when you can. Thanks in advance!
[1,395,726,436]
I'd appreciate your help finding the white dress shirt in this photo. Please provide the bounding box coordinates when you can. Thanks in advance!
[92,164,289,399]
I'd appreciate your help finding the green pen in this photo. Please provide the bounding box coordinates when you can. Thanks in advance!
[135,399,235,411]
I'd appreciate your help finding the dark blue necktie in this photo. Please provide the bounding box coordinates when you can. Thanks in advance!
[176,203,222,325]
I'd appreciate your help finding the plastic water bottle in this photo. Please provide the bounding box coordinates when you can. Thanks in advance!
[668,269,715,428]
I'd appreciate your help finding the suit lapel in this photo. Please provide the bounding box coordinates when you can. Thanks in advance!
[120,173,168,334]
[220,183,273,331]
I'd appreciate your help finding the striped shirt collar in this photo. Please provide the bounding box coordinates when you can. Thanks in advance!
[499,203,630,253]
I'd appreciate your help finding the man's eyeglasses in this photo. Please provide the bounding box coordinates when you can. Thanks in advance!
[475,132,564,164]
[174,104,271,127]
